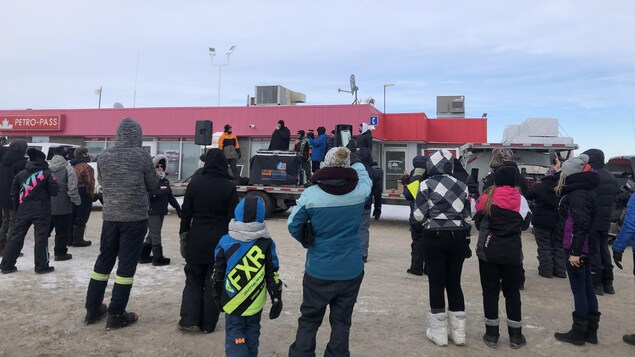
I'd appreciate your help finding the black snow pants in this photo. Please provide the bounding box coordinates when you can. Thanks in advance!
[0,201,52,271]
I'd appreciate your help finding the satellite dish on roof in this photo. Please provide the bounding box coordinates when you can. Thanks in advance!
[350,74,358,93]
[113,102,124,108]
[337,74,360,104]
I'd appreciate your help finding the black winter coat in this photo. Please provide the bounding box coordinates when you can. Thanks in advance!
[179,149,239,265]
[359,148,382,210]
[12,159,59,210]
[583,149,617,231]
[268,126,291,151]
[356,131,373,152]
[148,176,181,216]
[526,174,560,230]
[555,171,599,256]
[0,151,27,209]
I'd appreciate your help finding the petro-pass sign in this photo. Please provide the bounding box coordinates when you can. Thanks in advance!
[0,114,62,131]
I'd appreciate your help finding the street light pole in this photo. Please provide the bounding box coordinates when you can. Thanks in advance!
[383,83,395,113]
[209,45,236,106]
[95,86,102,109]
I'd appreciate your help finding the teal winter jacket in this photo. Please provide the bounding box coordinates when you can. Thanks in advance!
[287,162,371,280]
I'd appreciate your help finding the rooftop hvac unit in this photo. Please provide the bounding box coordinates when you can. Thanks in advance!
[256,86,281,105]
[449,99,464,113]
[436,95,465,115]
[254,85,306,106]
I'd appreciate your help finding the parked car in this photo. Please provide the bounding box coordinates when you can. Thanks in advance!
[606,155,635,238]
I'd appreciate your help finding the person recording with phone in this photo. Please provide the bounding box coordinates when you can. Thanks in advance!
[553,154,602,346]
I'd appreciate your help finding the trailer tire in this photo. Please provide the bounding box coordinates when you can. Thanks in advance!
[247,191,274,218]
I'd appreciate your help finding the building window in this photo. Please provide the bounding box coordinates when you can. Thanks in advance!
[157,141,181,179]
[85,141,106,161]
[181,142,202,181]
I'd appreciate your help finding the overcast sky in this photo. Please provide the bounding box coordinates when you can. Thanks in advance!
[1,0,634,158]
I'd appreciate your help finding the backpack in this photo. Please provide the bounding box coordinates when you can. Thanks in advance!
[295,139,309,162]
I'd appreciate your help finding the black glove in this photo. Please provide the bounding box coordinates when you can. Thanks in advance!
[236,148,242,160]
[613,251,623,270]
[179,232,188,259]
[401,174,410,186]
[373,207,381,220]
[268,281,283,319]
[212,280,223,309]
[464,239,472,259]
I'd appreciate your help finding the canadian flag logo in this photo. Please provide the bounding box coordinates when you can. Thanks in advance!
[0,118,12,129]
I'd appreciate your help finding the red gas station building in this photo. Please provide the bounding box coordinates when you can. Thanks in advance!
[0,104,487,190]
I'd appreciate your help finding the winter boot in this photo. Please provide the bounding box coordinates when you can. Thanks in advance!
[483,318,500,348]
[84,304,108,325]
[138,244,152,264]
[35,266,55,274]
[151,245,171,266]
[585,312,601,344]
[71,226,92,247]
[508,319,526,349]
[426,312,448,347]
[592,270,604,295]
[555,313,588,346]
[106,312,138,330]
[602,269,615,294]
[54,253,73,261]
[624,334,635,346]
[447,311,466,345]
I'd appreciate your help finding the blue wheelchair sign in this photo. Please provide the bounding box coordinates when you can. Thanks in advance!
[369,116,378,126]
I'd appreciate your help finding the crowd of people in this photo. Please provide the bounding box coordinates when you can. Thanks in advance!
[0,140,96,272]
[401,147,635,350]
[0,117,634,355]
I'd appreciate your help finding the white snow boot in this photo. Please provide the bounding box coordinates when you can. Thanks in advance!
[426,312,449,347]
[448,311,467,345]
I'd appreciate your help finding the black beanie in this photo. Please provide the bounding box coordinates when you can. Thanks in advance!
[224,124,231,132]
[27,148,46,161]
[494,166,517,187]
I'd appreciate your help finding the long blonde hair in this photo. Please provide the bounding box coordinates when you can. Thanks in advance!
[482,185,496,216]
[555,173,567,197]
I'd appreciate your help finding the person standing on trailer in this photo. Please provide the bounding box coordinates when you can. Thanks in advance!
[268,120,291,151]
[219,124,241,178]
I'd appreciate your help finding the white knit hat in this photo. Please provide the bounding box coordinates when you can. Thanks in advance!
[323,147,351,168]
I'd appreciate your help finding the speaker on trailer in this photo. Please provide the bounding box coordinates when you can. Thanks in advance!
[195,120,213,145]
[335,124,353,147]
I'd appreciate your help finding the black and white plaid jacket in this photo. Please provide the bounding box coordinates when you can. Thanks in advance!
[413,150,470,230]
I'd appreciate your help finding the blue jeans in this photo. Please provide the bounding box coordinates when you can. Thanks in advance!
[225,312,262,357]
[564,249,598,318]
[360,209,371,258]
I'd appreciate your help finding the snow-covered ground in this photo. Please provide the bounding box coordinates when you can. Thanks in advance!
[1,207,633,356]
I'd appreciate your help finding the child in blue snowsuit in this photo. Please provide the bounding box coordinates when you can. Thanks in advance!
[213,196,283,356]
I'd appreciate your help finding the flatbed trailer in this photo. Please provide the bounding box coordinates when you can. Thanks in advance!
[233,184,409,217]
